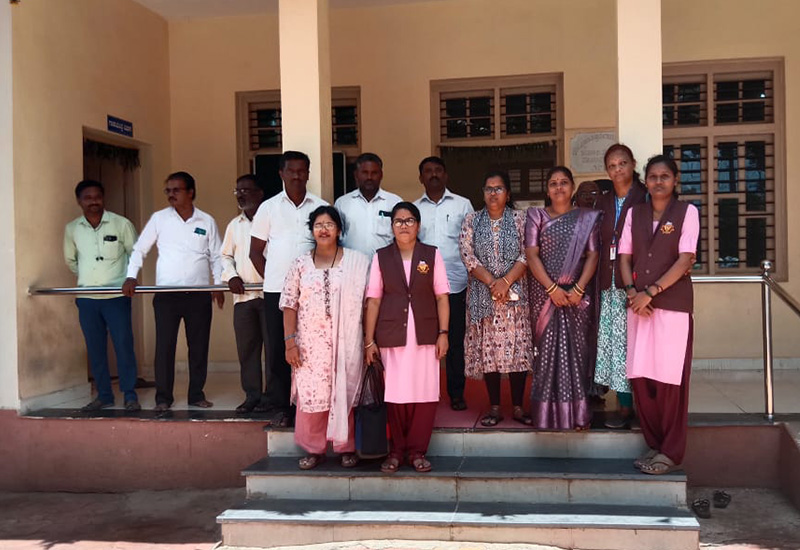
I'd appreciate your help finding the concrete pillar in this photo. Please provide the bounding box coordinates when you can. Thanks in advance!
[278,0,334,202]
[0,2,20,410]
[616,0,663,164]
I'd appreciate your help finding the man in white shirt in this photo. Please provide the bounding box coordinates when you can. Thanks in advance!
[221,174,268,414]
[414,156,474,411]
[334,152,402,257]
[122,172,224,412]
[249,151,328,426]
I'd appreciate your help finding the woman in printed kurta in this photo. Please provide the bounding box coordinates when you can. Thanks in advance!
[619,155,699,475]
[459,171,532,427]
[525,166,601,431]
[364,202,450,474]
[280,206,370,470]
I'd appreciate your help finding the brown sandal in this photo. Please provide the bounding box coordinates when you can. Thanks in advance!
[512,406,533,426]
[411,455,432,473]
[340,453,359,468]
[480,406,504,427]
[298,454,326,470]
[380,456,401,474]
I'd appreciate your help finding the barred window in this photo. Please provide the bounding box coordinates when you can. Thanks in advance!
[663,59,784,276]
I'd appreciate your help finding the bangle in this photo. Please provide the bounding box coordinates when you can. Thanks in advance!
[364,341,375,349]
[644,287,655,298]
[624,284,635,291]
[438,329,449,335]
[502,276,511,286]
[545,282,558,295]
[573,283,585,296]
[284,333,296,341]
[655,283,664,294]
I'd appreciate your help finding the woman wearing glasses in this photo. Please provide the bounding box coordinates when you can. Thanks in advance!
[280,206,370,470]
[364,202,450,473]
[525,166,601,430]
[459,171,532,427]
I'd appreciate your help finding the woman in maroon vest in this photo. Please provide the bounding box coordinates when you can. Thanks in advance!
[525,166,601,430]
[618,155,699,475]
[364,202,450,473]
[593,144,648,429]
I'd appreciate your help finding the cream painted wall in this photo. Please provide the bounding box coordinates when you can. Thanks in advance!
[12,0,171,400]
[662,0,800,360]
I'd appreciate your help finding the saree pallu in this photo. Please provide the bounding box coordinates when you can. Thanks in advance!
[525,207,601,430]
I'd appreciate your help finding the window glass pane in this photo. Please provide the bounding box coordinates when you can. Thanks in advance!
[717,142,738,193]
[742,101,766,122]
[677,83,701,102]
[716,81,739,101]
[470,97,492,117]
[506,115,527,135]
[530,114,552,134]
[677,104,701,125]
[662,84,674,104]
[746,218,767,267]
[530,93,552,113]
[679,145,702,195]
[663,106,675,127]
[717,198,739,268]
[334,127,357,145]
[745,141,767,211]
[445,98,467,118]
[663,145,675,158]
[716,103,739,124]
[257,129,280,148]
[742,79,766,100]
[446,119,467,138]
[255,109,281,127]
[505,94,527,115]
[333,106,356,125]
[470,117,492,137]
[688,199,704,269]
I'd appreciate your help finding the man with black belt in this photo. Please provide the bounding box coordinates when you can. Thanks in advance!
[122,171,224,411]
[414,156,474,411]
[221,174,268,414]
[249,151,327,426]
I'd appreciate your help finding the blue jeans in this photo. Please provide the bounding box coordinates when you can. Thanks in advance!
[76,297,138,403]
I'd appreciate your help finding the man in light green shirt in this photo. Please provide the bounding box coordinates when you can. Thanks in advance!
[64,180,141,412]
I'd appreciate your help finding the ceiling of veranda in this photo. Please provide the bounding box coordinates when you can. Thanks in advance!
[132,0,449,21]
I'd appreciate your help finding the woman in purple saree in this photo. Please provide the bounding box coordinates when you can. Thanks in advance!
[525,166,601,430]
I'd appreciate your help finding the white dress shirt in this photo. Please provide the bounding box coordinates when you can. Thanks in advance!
[221,212,263,304]
[250,189,328,293]
[126,206,223,286]
[334,187,403,257]
[414,188,474,293]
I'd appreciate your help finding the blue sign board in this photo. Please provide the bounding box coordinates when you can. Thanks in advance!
[107,115,133,138]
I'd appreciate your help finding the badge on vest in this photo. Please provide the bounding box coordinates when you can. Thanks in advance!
[661,221,675,235]
[103,235,118,242]
[378,210,392,217]
[194,227,207,236]
[416,260,430,274]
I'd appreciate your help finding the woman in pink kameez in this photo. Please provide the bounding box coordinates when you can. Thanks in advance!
[364,202,450,474]
[280,206,370,470]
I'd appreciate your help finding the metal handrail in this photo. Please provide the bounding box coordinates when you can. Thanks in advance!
[27,260,800,421]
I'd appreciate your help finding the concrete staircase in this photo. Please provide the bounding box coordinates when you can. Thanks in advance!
[217,429,699,549]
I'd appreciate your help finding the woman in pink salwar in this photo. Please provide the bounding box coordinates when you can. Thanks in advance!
[280,206,370,470]
[619,155,699,475]
[364,202,450,474]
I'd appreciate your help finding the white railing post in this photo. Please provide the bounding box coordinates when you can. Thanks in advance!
[760,260,775,422]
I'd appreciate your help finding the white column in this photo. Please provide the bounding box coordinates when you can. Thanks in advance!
[616,0,663,164]
[279,0,333,202]
[0,2,20,410]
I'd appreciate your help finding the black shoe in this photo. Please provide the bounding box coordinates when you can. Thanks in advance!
[124,400,142,412]
[135,378,156,389]
[236,400,258,414]
[450,397,467,411]
[153,402,171,412]
[81,399,113,411]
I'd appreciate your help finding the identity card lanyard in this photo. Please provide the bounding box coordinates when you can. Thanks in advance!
[609,194,627,262]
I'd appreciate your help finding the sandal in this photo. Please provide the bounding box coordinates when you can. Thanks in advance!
[633,448,659,470]
[691,498,711,519]
[639,453,682,475]
[410,455,432,473]
[480,406,504,427]
[380,456,401,474]
[340,453,359,468]
[713,490,732,509]
[512,406,533,426]
[574,424,591,432]
[298,454,326,470]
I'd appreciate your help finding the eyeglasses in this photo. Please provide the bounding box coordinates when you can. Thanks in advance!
[392,218,418,227]
[233,188,258,195]
[483,186,507,196]
[313,222,337,231]
[164,187,187,195]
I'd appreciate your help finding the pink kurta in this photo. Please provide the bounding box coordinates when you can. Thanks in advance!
[366,249,450,404]
[619,204,699,385]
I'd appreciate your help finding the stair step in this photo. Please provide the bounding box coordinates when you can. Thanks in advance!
[267,428,649,459]
[218,498,699,550]
[243,456,686,507]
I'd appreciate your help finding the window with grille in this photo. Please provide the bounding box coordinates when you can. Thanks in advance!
[662,59,784,276]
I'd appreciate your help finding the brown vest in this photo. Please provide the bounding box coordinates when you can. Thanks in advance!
[631,198,693,313]
[375,241,439,347]
[596,184,647,291]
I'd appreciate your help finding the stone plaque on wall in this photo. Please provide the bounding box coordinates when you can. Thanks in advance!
[570,132,616,174]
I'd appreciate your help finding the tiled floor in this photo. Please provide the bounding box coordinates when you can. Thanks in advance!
[48,368,800,423]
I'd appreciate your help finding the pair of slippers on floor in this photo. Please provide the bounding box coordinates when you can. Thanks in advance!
[692,490,732,518]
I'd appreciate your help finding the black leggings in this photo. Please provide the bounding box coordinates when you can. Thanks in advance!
[484,371,527,407]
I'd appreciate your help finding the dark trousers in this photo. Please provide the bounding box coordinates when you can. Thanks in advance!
[234,298,268,403]
[76,297,138,404]
[446,289,467,401]
[262,292,293,413]
[387,402,438,460]
[153,292,212,406]
[632,318,693,465]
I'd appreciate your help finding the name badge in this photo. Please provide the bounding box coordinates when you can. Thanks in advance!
[103,235,118,242]
[609,244,617,261]
[194,227,207,236]
[378,210,392,217]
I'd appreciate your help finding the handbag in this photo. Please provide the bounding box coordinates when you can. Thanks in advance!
[355,357,389,459]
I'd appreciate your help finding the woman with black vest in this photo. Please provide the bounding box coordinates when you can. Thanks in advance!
[364,202,450,474]
[618,155,699,475]
[593,144,648,429]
